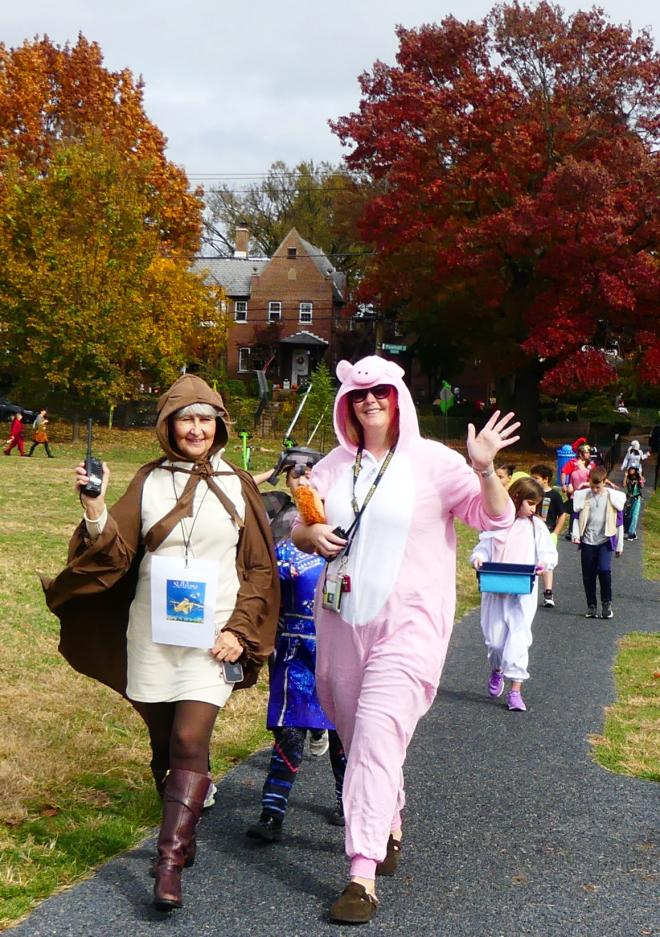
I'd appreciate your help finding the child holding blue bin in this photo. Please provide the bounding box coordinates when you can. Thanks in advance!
[471,478,558,711]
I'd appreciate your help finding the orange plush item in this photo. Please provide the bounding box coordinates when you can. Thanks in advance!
[293,484,326,525]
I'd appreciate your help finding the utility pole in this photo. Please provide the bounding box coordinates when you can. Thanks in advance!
[374,315,385,355]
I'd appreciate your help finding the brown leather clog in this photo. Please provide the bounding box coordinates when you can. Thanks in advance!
[376,834,402,876]
[329,882,378,924]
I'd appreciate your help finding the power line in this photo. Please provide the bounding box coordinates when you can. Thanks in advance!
[198,186,367,197]
[185,170,361,180]
[196,248,375,259]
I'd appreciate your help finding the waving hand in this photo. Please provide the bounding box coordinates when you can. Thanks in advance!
[467,410,521,471]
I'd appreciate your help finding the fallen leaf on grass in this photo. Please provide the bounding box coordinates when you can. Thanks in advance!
[582,883,599,893]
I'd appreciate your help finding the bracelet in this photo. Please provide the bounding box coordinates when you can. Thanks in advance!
[475,465,495,479]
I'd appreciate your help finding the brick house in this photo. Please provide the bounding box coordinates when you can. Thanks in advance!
[193,227,347,385]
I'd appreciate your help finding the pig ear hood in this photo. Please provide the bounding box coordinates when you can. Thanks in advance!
[333,356,420,453]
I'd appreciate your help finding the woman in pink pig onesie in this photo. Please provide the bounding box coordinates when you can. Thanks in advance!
[292,356,519,925]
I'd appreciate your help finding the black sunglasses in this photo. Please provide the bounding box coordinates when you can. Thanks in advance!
[348,384,393,404]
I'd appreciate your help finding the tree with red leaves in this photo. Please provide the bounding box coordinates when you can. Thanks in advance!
[332,2,659,438]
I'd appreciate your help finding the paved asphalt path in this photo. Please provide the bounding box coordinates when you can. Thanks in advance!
[8,499,659,936]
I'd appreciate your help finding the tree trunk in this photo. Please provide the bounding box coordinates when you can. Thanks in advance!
[496,360,542,449]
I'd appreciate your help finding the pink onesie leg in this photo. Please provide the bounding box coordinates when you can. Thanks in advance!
[316,610,435,866]
[391,773,404,832]
[315,610,365,756]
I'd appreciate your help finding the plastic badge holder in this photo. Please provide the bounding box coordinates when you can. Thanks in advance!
[477,562,536,595]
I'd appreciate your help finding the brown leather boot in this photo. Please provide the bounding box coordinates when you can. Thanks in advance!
[148,763,203,877]
[153,768,209,912]
[150,760,168,799]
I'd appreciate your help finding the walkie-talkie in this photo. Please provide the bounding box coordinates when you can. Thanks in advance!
[82,418,104,498]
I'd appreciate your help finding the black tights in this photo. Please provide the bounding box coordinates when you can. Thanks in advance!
[28,441,53,457]
[132,700,219,776]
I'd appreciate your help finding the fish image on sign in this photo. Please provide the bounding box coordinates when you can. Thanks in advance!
[166,579,206,623]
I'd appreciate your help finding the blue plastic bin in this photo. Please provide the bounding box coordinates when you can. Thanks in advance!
[477,562,536,595]
[556,444,574,485]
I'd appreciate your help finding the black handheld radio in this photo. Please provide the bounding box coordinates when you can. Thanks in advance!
[81,418,104,498]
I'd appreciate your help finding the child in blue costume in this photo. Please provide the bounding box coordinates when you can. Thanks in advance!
[623,467,643,541]
[247,454,346,842]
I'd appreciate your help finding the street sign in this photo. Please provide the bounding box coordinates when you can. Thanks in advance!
[382,343,407,353]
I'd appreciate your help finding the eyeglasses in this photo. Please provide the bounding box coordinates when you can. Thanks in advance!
[348,384,392,404]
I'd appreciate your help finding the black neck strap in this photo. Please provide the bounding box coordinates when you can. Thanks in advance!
[341,445,396,557]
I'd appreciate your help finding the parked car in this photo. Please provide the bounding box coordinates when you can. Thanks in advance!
[0,398,37,424]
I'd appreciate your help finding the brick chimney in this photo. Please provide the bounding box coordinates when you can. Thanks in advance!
[234,227,249,258]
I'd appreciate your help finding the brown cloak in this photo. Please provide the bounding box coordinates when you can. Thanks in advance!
[41,375,279,695]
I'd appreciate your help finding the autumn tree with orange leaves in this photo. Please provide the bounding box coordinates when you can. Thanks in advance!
[0,35,226,419]
[332,2,659,438]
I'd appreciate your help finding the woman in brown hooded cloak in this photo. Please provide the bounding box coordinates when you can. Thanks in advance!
[42,374,279,912]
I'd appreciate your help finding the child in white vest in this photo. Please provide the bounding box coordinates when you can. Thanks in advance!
[571,466,625,619]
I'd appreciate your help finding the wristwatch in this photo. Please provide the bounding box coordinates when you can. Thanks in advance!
[475,465,495,479]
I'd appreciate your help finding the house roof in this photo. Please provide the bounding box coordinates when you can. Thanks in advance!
[297,234,346,302]
[192,256,268,296]
[193,231,347,303]
[279,330,328,347]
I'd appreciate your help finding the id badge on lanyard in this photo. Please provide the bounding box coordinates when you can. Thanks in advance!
[150,555,219,648]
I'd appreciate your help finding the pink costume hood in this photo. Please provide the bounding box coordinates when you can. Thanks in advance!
[334,356,420,453]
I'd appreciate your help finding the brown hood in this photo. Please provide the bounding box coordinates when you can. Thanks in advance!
[156,375,230,462]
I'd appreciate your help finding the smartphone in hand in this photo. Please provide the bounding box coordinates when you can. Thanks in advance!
[222,660,244,683]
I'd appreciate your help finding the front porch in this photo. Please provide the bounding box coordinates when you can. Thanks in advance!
[276,330,328,387]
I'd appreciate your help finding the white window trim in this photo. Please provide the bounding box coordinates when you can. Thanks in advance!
[299,302,313,323]
[238,347,251,372]
[268,301,282,322]
[234,301,248,323]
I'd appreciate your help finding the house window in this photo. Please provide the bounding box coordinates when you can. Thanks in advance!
[234,301,248,322]
[268,301,282,322]
[299,302,313,323]
[238,347,251,372]
[287,247,297,258]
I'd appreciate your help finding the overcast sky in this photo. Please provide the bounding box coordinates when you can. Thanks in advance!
[3,0,658,191]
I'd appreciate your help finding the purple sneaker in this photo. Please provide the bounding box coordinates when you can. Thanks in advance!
[507,690,527,712]
[488,669,504,698]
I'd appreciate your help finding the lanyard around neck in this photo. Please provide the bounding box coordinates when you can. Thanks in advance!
[351,446,395,517]
[171,473,209,566]
[338,446,396,559]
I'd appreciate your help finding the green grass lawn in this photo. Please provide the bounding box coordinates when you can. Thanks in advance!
[591,488,660,782]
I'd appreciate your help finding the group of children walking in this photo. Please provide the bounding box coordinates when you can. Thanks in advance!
[3,408,54,457]
[471,440,642,713]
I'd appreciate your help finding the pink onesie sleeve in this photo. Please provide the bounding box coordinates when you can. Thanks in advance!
[432,444,515,531]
